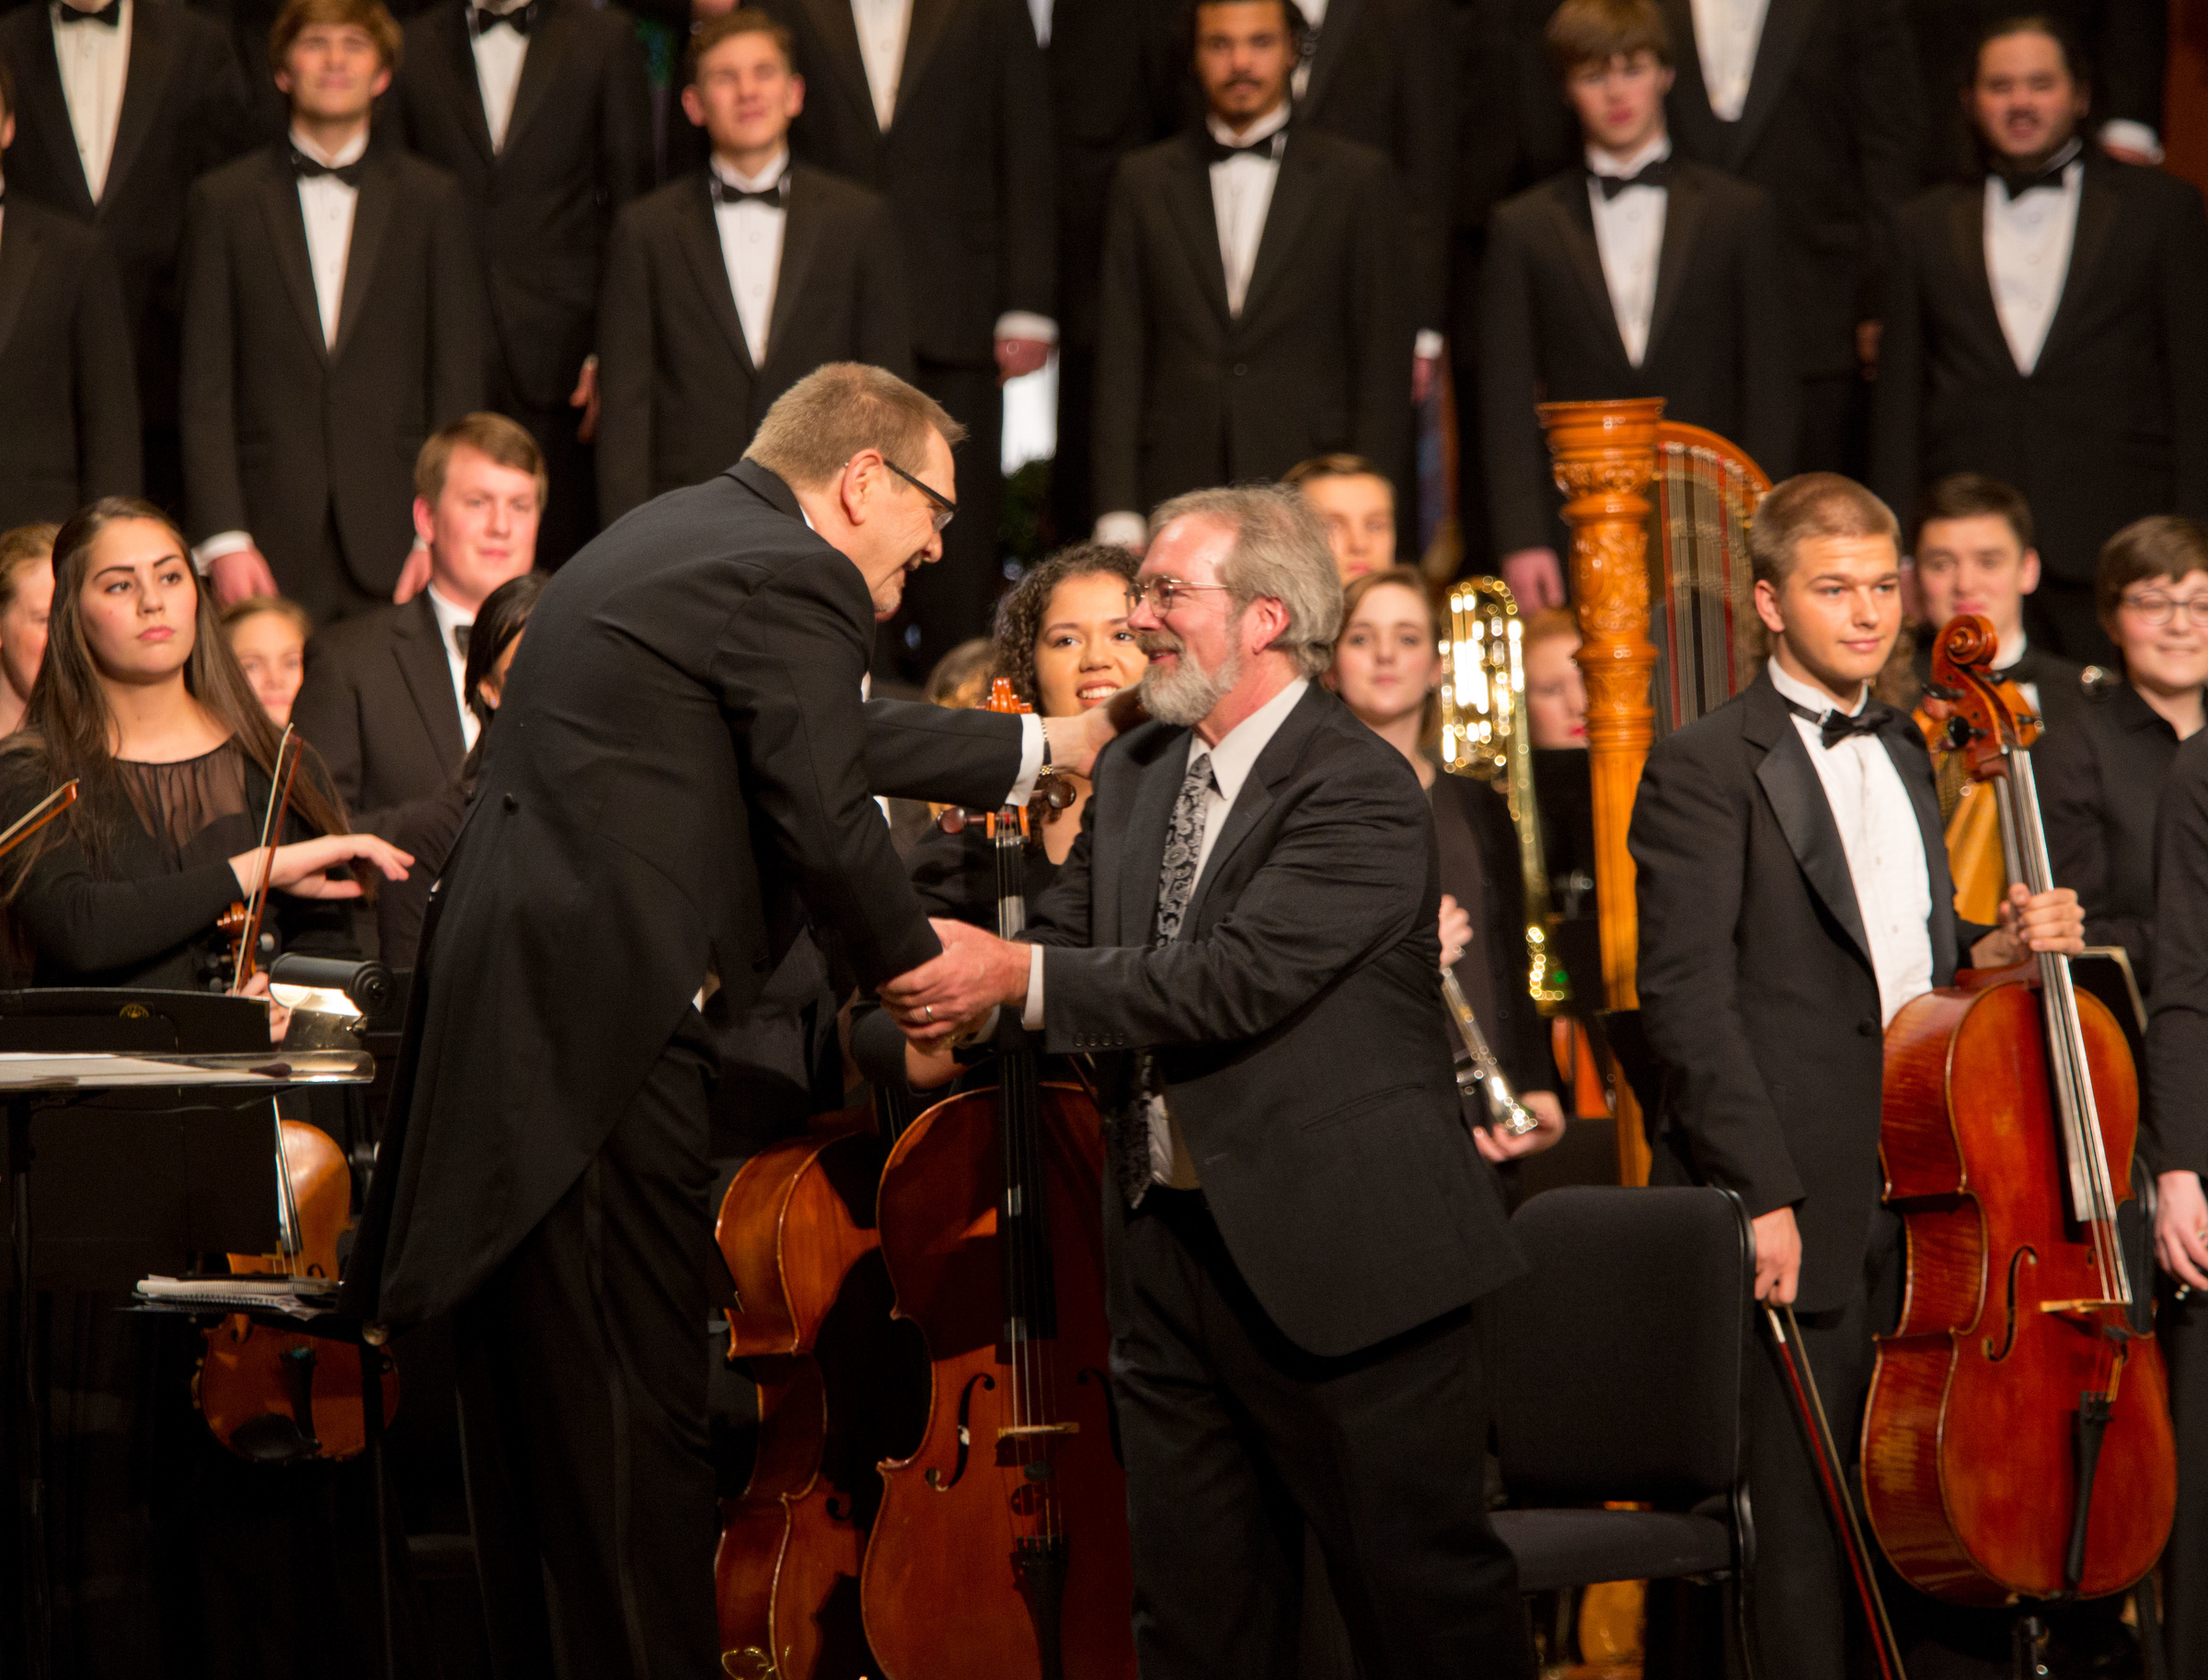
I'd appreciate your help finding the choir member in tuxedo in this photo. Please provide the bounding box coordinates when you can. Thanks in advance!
[1664,0,1921,477]
[1906,0,2166,179]
[0,520,55,736]
[1047,0,1179,542]
[291,412,539,841]
[1328,564,1565,1148]
[222,592,309,724]
[1874,17,2208,667]
[1285,452,1395,584]
[595,10,911,524]
[178,0,485,624]
[1629,473,2081,1678]
[1481,0,1794,604]
[0,57,141,525]
[1905,471,2094,725]
[387,0,649,567]
[1091,0,1410,549]
[352,365,1124,1679]
[0,0,252,508]
[758,0,1053,676]
[2037,516,2208,994]
[882,486,1535,1679]
[2146,726,2208,1680]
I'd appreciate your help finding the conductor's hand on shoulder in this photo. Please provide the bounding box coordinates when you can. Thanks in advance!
[1970,881,2086,968]
[1752,1204,1802,1305]
[1044,687,1145,779]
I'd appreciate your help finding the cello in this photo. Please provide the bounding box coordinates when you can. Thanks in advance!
[194,728,399,1461]
[1869,613,2175,1605]
[860,680,1135,1680]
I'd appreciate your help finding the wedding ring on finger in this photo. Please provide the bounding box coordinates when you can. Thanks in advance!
[924,1005,935,1023]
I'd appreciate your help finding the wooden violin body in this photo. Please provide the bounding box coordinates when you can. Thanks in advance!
[1871,972,2173,1602]
[194,1119,399,1462]
[862,1080,1133,1680]
[715,1108,902,1680]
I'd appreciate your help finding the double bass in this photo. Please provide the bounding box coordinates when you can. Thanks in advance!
[1869,614,2175,1604]
[860,680,1134,1679]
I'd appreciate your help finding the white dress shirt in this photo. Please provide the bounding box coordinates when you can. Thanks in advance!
[424,582,482,751]
[471,0,531,153]
[711,149,788,367]
[1984,147,2083,377]
[294,125,367,347]
[1289,0,1328,101]
[1767,659,1935,1025]
[1689,0,1767,124]
[1209,100,1290,320]
[52,0,132,202]
[1587,133,1670,369]
[851,0,910,131]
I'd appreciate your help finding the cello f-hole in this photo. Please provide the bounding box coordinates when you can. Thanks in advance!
[926,1374,995,1491]
[1985,1247,2037,1363]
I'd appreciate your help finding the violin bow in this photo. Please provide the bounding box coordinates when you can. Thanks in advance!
[232,727,303,995]
[0,779,79,866]
[1763,1303,1909,1680]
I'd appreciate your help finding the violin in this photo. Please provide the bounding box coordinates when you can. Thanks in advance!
[860,680,1134,1680]
[194,727,399,1462]
[1868,614,2175,1603]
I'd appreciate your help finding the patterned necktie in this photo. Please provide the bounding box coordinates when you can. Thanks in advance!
[1110,752,1217,1208]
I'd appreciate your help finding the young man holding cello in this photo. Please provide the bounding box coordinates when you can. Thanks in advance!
[1627,473,2084,1675]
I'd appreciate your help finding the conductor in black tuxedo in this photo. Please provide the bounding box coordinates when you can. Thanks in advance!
[1872,16,2208,667]
[1662,0,1922,476]
[595,10,911,524]
[1480,0,1795,595]
[0,60,142,527]
[290,411,540,841]
[353,364,1126,1678]
[1091,0,1409,550]
[759,0,1054,677]
[0,0,253,510]
[387,0,650,567]
[1629,472,2082,1677]
[179,0,484,625]
[882,485,1534,1679]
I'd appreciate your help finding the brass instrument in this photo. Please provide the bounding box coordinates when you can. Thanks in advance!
[1443,971,1540,1137]
[1438,577,1570,1010]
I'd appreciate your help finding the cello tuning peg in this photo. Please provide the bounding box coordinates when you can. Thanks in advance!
[1926,683,1963,702]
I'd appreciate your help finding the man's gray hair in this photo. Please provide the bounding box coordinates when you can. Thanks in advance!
[745,362,966,488]
[1148,484,1342,677]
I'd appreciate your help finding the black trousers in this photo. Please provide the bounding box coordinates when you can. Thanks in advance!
[2165,1282,2208,1679]
[454,1016,722,1680]
[1111,1188,1532,1680]
[891,358,1005,683]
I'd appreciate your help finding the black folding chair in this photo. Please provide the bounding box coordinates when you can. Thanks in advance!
[1489,1185,1757,1674]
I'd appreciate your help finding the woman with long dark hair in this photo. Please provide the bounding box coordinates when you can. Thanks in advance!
[0,499,408,1007]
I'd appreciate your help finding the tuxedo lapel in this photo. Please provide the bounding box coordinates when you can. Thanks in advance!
[0,213,43,358]
[330,150,397,363]
[1731,0,1816,163]
[1549,177,1631,367]
[436,5,498,162]
[103,3,176,210]
[17,31,95,215]
[1645,163,1705,362]
[393,595,466,764]
[1746,678,1872,966]
[1163,136,1233,329]
[1943,181,2010,360]
[499,1,565,159]
[674,176,754,373]
[1885,728,1960,982]
[1237,132,1319,328]
[799,0,877,130]
[1296,0,1358,117]
[891,0,954,127]
[1185,691,1327,929]
[2037,160,2120,366]
[763,174,820,374]
[254,150,328,361]
[1120,736,1185,948]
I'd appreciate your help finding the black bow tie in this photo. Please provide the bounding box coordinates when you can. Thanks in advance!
[1203,130,1284,167]
[709,171,786,207]
[1786,696,1894,750]
[1593,158,1672,200]
[453,622,472,659]
[289,148,364,188]
[55,1,121,26]
[1994,139,2081,201]
[473,1,534,32]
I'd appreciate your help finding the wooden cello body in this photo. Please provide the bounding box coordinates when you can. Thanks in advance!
[1865,615,2175,1605]
[860,679,1136,1680]
[714,1105,901,1680]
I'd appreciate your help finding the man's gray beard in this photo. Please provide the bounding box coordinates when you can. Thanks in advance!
[1139,642,1242,727]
